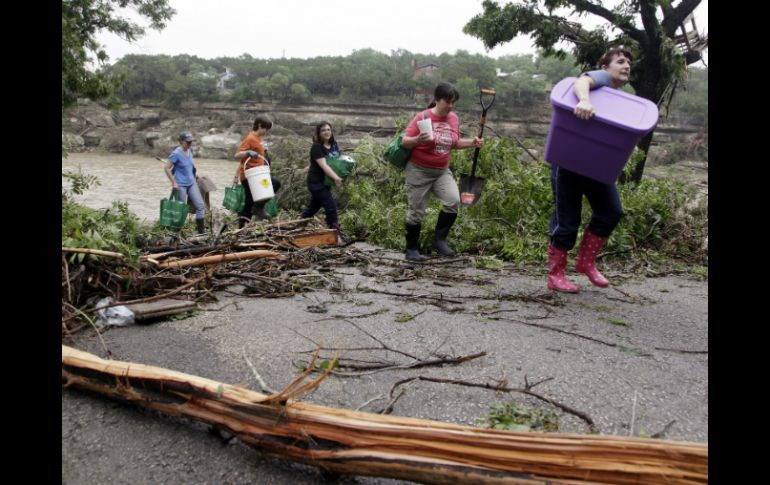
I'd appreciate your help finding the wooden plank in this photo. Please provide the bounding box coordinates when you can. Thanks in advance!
[289,229,338,248]
[125,298,196,321]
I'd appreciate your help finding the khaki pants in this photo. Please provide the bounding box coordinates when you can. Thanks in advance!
[405,162,459,225]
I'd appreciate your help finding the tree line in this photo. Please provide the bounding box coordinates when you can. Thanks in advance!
[64,0,707,182]
[104,49,573,112]
[101,48,704,124]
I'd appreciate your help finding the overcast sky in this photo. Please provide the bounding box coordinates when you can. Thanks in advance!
[96,0,708,64]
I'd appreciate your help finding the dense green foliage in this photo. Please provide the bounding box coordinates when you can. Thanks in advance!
[62,0,175,108]
[62,169,146,261]
[463,0,705,104]
[333,137,707,266]
[105,49,578,115]
[62,169,198,262]
[101,49,705,125]
[62,135,707,272]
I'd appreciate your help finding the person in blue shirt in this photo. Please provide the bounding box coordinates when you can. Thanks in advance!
[164,131,206,234]
[547,47,632,293]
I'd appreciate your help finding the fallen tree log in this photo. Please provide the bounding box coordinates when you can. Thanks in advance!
[156,249,280,269]
[62,247,125,259]
[62,345,707,485]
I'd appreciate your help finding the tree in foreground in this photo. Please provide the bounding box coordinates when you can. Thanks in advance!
[464,0,707,182]
[62,0,175,108]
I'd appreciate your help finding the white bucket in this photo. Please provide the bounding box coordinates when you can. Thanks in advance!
[244,165,274,202]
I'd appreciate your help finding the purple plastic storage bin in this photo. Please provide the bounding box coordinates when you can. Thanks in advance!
[544,77,659,184]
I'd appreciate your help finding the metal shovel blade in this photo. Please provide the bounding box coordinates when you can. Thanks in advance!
[459,175,485,206]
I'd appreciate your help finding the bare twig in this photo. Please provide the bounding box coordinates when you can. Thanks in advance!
[88,273,209,312]
[63,253,72,304]
[612,286,634,299]
[379,388,406,415]
[295,319,486,375]
[651,420,677,439]
[388,375,596,432]
[487,316,623,349]
[355,395,387,412]
[62,302,111,357]
[356,285,463,304]
[653,347,707,354]
[340,319,418,360]
[242,350,277,394]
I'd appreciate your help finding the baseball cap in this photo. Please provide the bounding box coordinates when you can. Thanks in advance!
[179,131,195,142]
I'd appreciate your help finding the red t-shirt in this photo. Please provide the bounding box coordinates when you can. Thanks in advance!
[404,110,460,170]
[237,132,266,181]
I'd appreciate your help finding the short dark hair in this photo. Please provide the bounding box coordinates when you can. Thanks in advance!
[252,115,273,131]
[313,121,336,145]
[427,82,460,109]
[599,47,633,68]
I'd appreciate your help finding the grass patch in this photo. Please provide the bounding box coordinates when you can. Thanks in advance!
[476,303,501,311]
[394,312,417,323]
[619,346,653,357]
[164,310,199,322]
[604,318,631,327]
[476,401,559,432]
[578,303,613,313]
[474,255,505,270]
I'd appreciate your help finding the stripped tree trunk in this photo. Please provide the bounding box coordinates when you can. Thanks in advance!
[155,249,280,269]
[62,345,707,485]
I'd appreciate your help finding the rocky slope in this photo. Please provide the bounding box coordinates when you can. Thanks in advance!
[62,97,704,161]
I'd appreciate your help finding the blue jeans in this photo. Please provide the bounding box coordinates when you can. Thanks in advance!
[548,166,623,250]
[301,182,338,227]
[175,183,205,220]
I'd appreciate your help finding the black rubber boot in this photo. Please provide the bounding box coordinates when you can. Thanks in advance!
[432,211,458,257]
[252,201,272,221]
[405,223,427,262]
[195,218,206,235]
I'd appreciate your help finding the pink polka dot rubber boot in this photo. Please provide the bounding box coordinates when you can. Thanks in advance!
[574,227,610,287]
[547,245,580,293]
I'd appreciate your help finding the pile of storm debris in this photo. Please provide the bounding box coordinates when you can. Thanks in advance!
[61,217,709,484]
[61,217,355,335]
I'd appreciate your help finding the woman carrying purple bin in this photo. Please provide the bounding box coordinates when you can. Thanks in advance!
[546,47,634,293]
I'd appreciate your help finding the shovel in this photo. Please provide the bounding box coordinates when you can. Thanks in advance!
[459,88,496,206]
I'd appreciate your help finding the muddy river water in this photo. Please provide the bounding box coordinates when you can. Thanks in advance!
[62,153,241,223]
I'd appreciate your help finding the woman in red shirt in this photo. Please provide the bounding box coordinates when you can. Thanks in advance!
[399,83,482,262]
